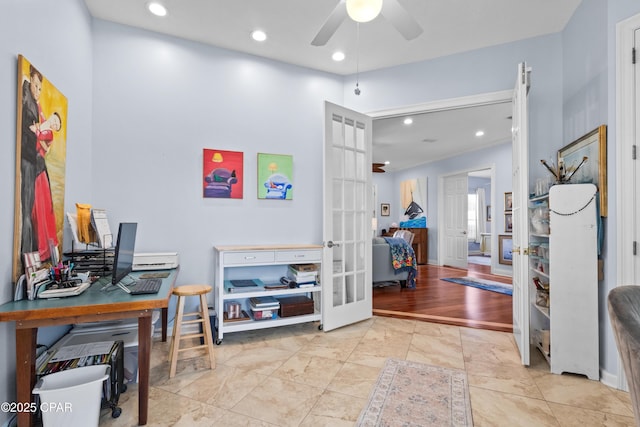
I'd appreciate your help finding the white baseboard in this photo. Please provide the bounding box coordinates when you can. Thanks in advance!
[600,368,627,391]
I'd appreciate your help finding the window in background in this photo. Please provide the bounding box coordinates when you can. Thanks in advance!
[468,194,477,241]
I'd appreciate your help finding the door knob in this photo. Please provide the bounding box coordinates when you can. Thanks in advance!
[512,247,521,254]
[326,241,340,248]
[462,231,467,234]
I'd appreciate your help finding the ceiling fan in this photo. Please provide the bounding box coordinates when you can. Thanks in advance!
[311,0,424,46]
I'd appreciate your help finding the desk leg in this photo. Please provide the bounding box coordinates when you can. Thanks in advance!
[15,327,37,427]
[161,307,168,342]
[138,315,151,425]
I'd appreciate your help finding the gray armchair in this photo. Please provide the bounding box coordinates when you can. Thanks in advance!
[608,285,640,426]
[372,237,408,286]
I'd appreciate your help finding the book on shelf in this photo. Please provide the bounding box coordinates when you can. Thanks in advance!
[249,296,280,308]
[297,282,316,288]
[225,279,264,293]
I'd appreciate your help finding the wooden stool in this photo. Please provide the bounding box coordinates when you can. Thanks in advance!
[169,284,216,378]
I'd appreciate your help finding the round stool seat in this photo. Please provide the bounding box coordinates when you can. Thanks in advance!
[172,284,211,297]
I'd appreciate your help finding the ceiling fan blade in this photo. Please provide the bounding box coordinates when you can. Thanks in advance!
[372,163,386,173]
[381,0,424,41]
[311,0,347,46]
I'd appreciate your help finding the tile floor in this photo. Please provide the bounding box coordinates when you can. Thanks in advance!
[100,316,635,426]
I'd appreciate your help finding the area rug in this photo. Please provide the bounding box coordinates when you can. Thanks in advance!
[356,358,473,427]
[441,276,512,296]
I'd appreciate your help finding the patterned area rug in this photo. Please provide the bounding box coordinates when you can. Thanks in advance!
[441,276,512,296]
[356,359,473,427]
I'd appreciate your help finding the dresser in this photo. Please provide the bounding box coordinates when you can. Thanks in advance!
[387,227,428,265]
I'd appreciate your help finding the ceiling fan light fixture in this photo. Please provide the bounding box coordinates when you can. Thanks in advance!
[346,0,383,23]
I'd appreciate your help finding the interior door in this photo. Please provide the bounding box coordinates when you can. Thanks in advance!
[322,101,373,332]
[512,62,531,365]
[442,173,468,268]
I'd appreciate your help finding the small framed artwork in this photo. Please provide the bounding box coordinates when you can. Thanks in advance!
[498,234,513,265]
[505,212,513,233]
[257,153,293,200]
[504,192,513,211]
[381,203,390,216]
[487,205,492,221]
[203,149,243,199]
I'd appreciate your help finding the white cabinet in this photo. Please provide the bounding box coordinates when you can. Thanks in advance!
[213,244,323,344]
[529,184,599,380]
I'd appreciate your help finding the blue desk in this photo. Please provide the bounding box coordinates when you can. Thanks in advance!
[0,268,178,426]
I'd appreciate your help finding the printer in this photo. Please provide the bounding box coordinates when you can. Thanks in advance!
[132,252,179,271]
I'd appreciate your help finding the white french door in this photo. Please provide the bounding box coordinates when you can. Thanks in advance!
[512,62,531,365]
[442,173,468,268]
[321,101,373,332]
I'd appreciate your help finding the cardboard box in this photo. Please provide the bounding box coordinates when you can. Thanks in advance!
[277,295,314,317]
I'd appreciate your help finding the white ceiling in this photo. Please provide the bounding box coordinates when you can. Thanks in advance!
[83,0,581,171]
[373,101,513,172]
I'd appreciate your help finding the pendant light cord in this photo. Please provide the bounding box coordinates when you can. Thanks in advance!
[355,23,361,95]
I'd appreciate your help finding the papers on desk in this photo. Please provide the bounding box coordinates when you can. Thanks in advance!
[91,208,113,248]
[67,207,113,249]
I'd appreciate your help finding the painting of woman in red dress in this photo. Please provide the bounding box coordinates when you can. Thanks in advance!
[13,56,68,282]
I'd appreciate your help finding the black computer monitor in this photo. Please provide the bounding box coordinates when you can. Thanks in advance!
[112,222,137,286]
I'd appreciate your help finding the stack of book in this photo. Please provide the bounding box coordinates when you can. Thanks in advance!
[286,264,318,288]
[249,296,280,320]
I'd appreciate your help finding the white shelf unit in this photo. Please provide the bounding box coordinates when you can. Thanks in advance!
[528,184,599,380]
[213,244,323,344]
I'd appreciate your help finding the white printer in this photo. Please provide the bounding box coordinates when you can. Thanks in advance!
[132,252,179,271]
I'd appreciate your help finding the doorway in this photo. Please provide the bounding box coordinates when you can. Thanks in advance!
[468,168,493,267]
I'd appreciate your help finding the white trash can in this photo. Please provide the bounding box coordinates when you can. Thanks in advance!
[33,364,109,427]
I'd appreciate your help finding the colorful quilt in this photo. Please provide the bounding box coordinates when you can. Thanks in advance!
[383,237,417,288]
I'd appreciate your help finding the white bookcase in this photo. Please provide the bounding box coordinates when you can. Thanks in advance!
[529,183,599,380]
[213,244,323,344]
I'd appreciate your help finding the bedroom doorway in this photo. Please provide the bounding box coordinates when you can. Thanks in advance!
[468,168,493,268]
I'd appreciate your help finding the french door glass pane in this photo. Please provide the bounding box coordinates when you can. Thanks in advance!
[332,211,342,242]
[332,147,343,178]
[345,119,355,149]
[333,179,343,210]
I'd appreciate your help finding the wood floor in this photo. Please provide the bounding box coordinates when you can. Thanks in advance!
[372,261,513,332]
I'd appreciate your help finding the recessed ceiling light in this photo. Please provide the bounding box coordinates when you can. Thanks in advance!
[384,161,390,165]
[251,30,267,42]
[147,2,167,17]
[332,51,345,62]
[403,117,413,125]
[475,130,485,137]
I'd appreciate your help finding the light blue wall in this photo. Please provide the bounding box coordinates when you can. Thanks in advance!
[90,20,344,289]
[0,0,94,421]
